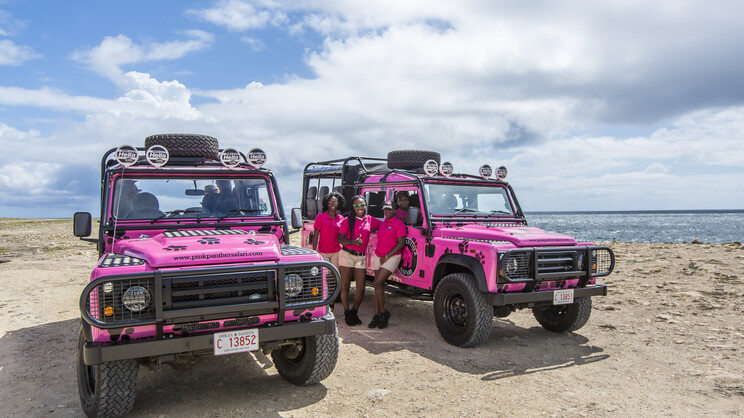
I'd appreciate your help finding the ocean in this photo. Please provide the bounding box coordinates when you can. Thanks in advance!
[524,210,744,244]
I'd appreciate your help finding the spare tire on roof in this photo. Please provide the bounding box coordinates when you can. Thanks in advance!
[145,134,219,160]
[387,150,441,170]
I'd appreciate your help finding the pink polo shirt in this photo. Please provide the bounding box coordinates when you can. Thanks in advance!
[314,212,343,253]
[375,217,407,257]
[338,215,381,253]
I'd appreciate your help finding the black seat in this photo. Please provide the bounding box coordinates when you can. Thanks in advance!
[306,186,318,218]
[127,192,164,219]
[317,186,329,214]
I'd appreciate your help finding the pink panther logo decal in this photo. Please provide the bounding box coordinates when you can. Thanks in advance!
[398,237,418,277]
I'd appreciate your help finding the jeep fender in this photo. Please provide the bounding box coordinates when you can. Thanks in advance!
[434,254,489,293]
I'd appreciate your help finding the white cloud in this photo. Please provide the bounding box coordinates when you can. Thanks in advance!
[73,32,212,82]
[0,39,40,65]
[189,0,287,31]
[240,36,265,51]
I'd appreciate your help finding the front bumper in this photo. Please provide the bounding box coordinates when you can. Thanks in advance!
[488,284,608,306]
[83,313,336,365]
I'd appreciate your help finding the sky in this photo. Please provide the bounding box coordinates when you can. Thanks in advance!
[0,0,743,218]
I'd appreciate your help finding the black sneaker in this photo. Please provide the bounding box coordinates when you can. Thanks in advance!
[379,310,391,329]
[368,314,380,328]
[350,308,363,325]
[344,310,356,326]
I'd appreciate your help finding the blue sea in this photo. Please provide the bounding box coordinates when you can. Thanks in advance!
[525,210,744,244]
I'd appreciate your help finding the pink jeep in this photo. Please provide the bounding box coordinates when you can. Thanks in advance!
[73,134,339,417]
[292,150,614,347]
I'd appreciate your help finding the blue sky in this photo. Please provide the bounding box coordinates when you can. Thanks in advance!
[1,0,743,217]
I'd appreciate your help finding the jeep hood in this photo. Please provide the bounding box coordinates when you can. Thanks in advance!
[114,231,281,268]
[438,224,576,247]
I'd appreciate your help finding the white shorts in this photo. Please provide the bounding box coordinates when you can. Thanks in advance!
[371,254,402,272]
[318,251,340,268]
[338,250,366,269]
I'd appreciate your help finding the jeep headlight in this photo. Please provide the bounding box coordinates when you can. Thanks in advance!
[577,254,584,270]
[122,286,151,312]
[505,257,519,276]
[284,274,303,297]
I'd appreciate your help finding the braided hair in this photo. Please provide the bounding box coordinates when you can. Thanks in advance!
[346,195,365,239]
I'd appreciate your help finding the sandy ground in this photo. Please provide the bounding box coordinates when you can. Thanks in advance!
[1,218,743,417]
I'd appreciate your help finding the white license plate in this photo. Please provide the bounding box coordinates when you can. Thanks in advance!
[553,289,574,305]
[213,329,259,356]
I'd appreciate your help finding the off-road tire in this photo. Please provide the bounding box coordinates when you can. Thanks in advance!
[144,134,219,160]
[271,324,339,385]
[77,324,138,418]
[433,273,492,347]
[387,150,441,170]
[533,296,592,333]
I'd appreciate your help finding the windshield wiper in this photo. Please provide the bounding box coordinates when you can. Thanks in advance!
[217,208,261,222]
[150,209,203,224]
[454,208,478,215]
[489,210,512,215]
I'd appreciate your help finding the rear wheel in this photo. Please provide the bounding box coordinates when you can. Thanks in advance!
[533,297,592,332]
[77,324,138,418]
[271,324,339,385]
[433,273,492,347]
[144,133,219,160]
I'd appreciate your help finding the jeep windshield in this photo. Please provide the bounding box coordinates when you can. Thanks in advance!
[423,182,515,217]
[111,177,274,220]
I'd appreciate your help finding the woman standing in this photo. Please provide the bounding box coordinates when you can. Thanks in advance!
[337,195,380,326]
[312,192,345,268]
[369,200,406,329]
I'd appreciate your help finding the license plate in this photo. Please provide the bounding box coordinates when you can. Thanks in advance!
[553,289,574,305]
[213,329,259,356]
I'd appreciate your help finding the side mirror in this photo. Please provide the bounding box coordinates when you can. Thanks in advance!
[73,212,92,237]
[291,208,303,229]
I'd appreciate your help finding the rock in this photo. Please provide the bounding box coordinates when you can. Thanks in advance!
[691,238,701,244]
[366,389,391,401]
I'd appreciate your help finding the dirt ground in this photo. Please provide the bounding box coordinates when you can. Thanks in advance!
[1,219,743,417]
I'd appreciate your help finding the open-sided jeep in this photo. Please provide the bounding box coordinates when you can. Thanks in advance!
[292,150,614,348]
[73,134,340,417]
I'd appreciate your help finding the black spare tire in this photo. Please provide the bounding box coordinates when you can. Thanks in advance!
[145,134,219,160]
[387,150,441,170]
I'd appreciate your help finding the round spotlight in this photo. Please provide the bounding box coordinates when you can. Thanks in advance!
[309,266,320,276]
[284,274,304,297]
[122,286,151,312]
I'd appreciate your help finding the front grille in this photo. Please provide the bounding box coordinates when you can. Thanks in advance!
[500,246,614,282]
[167,271,274,309]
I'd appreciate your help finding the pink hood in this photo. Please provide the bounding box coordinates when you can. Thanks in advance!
[114,231,281,268]
[438,224,576,247]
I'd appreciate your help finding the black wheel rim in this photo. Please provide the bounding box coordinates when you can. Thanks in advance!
[282,339,307,364]
[443,292,468,328]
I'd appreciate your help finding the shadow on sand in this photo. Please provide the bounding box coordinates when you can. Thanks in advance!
[336,289,609,381]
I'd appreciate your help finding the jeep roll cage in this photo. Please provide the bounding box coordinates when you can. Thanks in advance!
[300,156,528,239]
[96,147,290,256]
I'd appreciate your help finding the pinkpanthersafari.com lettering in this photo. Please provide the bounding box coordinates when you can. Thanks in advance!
[173,251,263,261]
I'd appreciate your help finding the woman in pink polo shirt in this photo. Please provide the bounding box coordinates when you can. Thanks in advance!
[312,192,345,268]
[337,195,381,326]
[369,200,407,328]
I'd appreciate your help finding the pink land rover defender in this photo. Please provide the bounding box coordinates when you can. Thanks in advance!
[292,150,614,347]
[73,134,339,417]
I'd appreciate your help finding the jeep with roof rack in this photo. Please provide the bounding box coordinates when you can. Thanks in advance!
[72,134,340,417]
[291,150,614,348]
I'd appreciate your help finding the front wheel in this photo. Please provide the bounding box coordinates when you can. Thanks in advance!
[433,273,493,347]
[77,324,138,418]
[271,324,339,385]
[533,297,593,332]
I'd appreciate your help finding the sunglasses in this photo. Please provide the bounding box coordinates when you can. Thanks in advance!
[353,203,366,208]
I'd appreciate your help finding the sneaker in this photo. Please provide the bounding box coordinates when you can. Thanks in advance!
[350,308,363,325]
[368,314,380,328]
[344,310,356,326]
[379,310,391,329]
